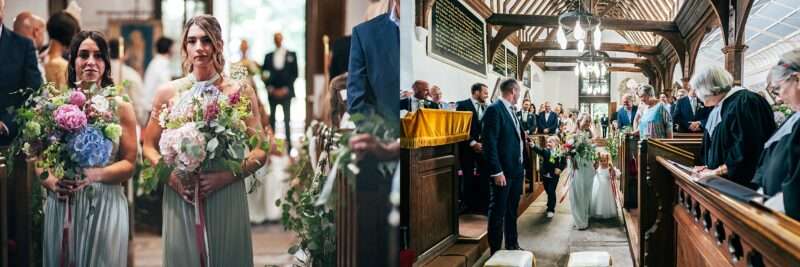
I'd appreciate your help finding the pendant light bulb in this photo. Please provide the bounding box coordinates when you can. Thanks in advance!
[593,25,602,50]
[557,25,568,49]
[577,40,585,53]
[574,19,585,40]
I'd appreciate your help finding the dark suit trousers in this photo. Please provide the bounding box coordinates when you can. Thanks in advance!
[459,148,489,214]
[488,176,523,253]
[543,175,559,212]
[269,96,292,151]
[356,157,397,266]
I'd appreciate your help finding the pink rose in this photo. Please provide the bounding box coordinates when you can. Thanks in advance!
[54,104,87,131]
[228,91,241,105]
[204,101,220,122]
[159,123,206,172]
[69,91,87,107]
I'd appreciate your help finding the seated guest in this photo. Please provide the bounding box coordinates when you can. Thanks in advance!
[538,101,559,134]
[399,80,438,111]
[752,49,800,220]
[517,99,537,134]
[616,93,638,129]
[456,82,490,214]
[632,85,673,139]
[691,65,776,188]
[672,87,711,133]
[430,85,447,109]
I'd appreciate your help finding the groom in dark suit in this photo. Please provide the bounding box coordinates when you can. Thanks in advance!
[262,32,298,151]
[0,0,43,146]
[346,1,400,266]
[672,88,711,133]
[483,79,526,254]
[456,83,489,214]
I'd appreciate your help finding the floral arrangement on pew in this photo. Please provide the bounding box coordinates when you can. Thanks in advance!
[8,81,127,267]
[277,120,337,266]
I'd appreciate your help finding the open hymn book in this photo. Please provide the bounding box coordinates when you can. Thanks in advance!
[666,160,784,213]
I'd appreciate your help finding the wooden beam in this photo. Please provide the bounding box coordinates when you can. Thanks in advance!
[485,14,681,33]
[543,66,643,72]
[519,41,660,54]
[532,56,648,64]
[487,26,523,63]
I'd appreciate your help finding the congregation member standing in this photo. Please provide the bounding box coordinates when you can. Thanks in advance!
[0,0,43,145]
[399,80,438,111]
[456,83,489,214]
[616,93,638,129]
[483,79,526,254]
[263,32,298,152]
[672,87,711,133]
[141,37,174,127]
[517,99,538,135]
[538,101,559,135]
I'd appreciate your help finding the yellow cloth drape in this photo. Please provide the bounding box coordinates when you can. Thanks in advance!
[401,108,472,148]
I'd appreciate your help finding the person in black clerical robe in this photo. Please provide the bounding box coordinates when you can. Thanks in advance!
[690,66,776,189]
[456,83,489,214]
[752,49,800,220]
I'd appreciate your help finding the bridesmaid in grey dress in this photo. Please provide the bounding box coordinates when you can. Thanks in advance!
[568,113,598,230]
[41,31,139,266]
[142,15,267,267]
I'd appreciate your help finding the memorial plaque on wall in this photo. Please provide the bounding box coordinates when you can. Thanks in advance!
[507,48,518,79]
[492,44,506,75]
[431,0,486,75]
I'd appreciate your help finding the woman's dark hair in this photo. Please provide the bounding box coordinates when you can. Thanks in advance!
[46,12,80,46]
[67,31,115,88]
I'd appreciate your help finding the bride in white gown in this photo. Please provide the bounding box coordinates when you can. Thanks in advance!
[591,152,619,219]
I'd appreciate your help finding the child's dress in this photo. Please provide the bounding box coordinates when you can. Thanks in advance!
[591,166,619,219]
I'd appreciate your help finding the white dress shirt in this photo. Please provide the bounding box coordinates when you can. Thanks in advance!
[142,54,172,124]
[273,47,287,70]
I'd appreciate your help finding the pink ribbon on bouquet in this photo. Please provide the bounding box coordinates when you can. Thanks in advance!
[60,196,74,267]
[194,180,209,267]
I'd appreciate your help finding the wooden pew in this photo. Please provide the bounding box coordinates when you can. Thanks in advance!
[619,134,640,209]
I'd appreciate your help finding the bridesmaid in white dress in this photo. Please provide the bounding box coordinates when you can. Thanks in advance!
[591,152,619,219]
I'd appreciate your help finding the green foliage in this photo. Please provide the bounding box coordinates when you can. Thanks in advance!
[278,129,336,267]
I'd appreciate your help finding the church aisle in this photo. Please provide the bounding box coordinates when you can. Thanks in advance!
[516,183,632,267]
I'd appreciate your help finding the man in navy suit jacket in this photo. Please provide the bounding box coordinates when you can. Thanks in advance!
[672,89,711,133]
[537,101,559,134]
[616,93,638,129]
[345,3,400,266]
[262,32,299,151]
[482,79,526,254]
[456,83,489,214]
[0,7,43,145]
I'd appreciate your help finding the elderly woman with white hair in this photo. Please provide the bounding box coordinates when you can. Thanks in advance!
[752,49,800,220]
[691,65,776,188]
[632,84,673,139]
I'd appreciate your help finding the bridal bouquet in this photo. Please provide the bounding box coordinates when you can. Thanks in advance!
[561,132,598,163]
[11,82,124,180]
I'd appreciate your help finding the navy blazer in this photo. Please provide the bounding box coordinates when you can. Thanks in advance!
[531,145,566,179]
[456,99,482,142]
[538,111,559,134]
[616,105,638,128]
[672,96,711,133]
[482,100,525,179]
[0,26,43,144]
[263,50,299,98]
[517,111,537,134]
[347,13,400,123]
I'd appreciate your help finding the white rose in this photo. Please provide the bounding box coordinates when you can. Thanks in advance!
[91,95,110,113]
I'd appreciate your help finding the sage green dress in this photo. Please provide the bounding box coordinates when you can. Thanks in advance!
[43,181,129,266]
[161,77,254,266]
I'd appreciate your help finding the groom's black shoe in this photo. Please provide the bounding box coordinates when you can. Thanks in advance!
[505,246,527,251]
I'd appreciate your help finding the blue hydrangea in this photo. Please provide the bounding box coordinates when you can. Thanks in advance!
[67,126,113,167]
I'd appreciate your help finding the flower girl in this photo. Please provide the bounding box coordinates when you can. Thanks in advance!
[591,152,619,219]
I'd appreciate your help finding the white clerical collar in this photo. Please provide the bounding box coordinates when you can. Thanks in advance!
[765,112,800,148]
[706,86,745,137]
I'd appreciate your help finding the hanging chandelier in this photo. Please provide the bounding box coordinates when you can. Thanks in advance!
[576,51,611,95]
[556,0,603,52]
